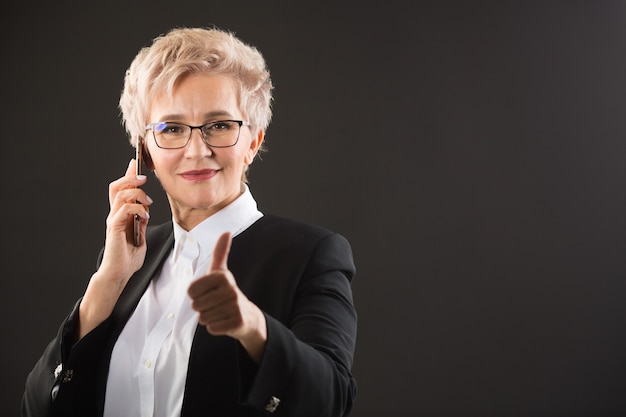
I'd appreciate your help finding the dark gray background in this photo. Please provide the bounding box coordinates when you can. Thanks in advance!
[3,1,626,416]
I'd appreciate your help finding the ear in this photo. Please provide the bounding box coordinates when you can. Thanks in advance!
[244,129,265,165]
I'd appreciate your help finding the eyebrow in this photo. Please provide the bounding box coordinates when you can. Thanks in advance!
[156,111,236,122]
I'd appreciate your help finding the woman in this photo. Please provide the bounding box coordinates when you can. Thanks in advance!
[22,27,357,417]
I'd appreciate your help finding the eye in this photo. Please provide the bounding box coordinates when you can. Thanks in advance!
[205,120,236,132]
[158,122,186,135]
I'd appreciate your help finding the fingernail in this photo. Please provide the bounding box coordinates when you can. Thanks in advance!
[146,195,153,204]
[137,175,147,180]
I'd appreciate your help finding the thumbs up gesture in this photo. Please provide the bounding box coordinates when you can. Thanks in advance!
[188,232,267,362]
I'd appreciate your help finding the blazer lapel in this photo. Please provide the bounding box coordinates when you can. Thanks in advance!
[110,221,174,329]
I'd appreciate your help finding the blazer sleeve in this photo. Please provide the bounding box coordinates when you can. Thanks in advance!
[240,231,358,417]
[21,303,72,417]
[21,299,114,417]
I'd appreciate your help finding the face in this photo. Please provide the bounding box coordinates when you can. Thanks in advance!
[146,73,263,230]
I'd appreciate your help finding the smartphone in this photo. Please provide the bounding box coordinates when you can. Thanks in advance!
[133,137,143,246]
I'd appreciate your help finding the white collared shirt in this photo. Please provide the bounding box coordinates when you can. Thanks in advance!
[104,185,262,417]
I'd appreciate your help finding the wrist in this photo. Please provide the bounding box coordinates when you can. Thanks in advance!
[239,309,268,363]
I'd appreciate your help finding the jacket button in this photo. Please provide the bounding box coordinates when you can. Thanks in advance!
[264,396,280,413]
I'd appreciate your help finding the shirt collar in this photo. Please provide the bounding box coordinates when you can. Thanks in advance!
[172,184,262,261]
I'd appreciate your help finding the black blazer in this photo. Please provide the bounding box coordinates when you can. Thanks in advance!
[22,214,357,417]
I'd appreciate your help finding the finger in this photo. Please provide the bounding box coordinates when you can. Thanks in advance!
[126,159,149,204]
[125,158,136,176]
[127,158,148,183]
[109,168,148,205]
[107,191,152,224]
[107,201,150,229]
[189,275,234,307]
[210,232,232,272]
[188,272,224,299]
[112,188,152,206]
[201,311,241,334]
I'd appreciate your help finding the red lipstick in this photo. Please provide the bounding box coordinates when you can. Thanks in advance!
[180,169,218,181]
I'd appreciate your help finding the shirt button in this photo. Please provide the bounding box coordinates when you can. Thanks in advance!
[145,359,152,368]
[167,313,174,320]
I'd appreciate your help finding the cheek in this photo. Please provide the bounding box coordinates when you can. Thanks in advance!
[221,149,248,168]
[150,147,177,167]
[150,153,179,182]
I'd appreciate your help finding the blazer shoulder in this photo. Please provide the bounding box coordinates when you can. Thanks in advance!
[236,214,353,264]
[244,214,346,244]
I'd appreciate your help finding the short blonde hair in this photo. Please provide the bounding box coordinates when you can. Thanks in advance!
[119,27,273,151]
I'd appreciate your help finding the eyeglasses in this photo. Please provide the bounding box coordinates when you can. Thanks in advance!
[145,120,249,149]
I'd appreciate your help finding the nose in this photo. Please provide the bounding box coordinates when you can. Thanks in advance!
[185,128,213,156]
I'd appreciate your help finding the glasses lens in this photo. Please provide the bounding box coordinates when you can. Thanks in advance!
[153,122,190,149]
[201,121,241,147]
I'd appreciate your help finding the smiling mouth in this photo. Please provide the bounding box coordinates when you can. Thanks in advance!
[180,169,219,181]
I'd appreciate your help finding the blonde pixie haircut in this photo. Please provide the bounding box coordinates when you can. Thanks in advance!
[119,26,273,156]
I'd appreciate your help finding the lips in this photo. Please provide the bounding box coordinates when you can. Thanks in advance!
[180,169,219,181]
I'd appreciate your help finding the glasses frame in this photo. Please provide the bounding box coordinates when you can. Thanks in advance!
[145,120,249,149]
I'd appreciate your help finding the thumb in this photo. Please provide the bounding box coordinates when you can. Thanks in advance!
[210,232,232,272]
